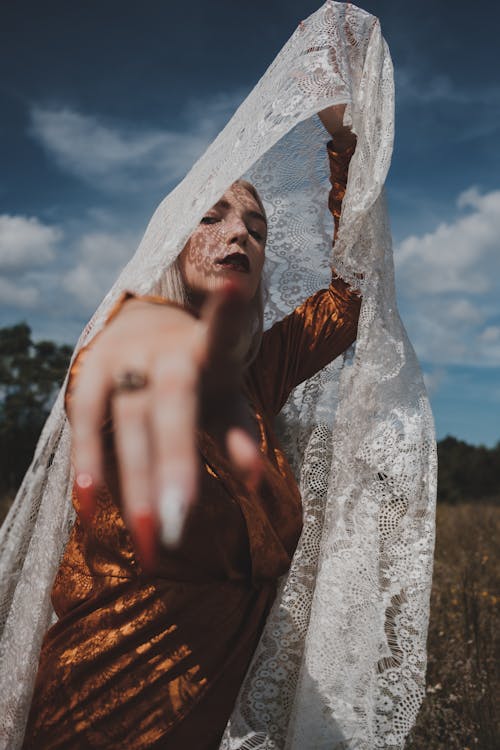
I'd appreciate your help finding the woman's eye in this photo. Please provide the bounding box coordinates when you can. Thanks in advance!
[200,216,219,225]
[250,229,264,241]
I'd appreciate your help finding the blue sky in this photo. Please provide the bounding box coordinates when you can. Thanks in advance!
[1,0,499,446]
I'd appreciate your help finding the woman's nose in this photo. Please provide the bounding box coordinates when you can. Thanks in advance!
[224,215,248,244]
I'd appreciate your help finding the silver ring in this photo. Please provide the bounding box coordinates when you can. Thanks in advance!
[112,369,149,395]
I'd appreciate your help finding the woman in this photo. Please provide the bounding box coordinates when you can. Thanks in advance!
[21,108,361,749]
[2,5,436,748]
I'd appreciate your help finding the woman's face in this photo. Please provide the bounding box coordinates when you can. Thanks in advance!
[179,182,267,305]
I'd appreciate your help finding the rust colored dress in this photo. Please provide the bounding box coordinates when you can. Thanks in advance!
[22,142,360,749]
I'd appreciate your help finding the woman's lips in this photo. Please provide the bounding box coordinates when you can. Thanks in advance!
[215,252,250,273]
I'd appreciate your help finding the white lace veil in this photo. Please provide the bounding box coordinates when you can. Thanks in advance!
[0,3,437,748]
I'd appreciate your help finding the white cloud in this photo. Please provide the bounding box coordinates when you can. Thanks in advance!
[423,367,446,396]
[395,68,500,107]
[63,230,139,311]
[0,214,61,271]
[29,91,246,193]
[0,276,39,307]
[480,326,500,343]
[0,209,142,332]
[395,186,500,366]
[396,187,500,296]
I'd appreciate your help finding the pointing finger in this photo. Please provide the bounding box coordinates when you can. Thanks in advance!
[150,351,199,549]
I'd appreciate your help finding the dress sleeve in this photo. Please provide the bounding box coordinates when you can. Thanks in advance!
[64,292,189,418]
[248,139,362,417]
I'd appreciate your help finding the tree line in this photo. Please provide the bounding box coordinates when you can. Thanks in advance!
[0,323,498,503]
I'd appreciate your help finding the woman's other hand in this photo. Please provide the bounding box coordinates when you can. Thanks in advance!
[318,103,357,150]
[69,282,262,570]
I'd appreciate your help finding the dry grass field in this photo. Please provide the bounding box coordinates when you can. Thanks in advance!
[1,495,498,747]
[407,503,499,749]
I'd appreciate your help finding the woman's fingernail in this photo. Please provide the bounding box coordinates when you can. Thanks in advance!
[132,514,158,574]
[75,472,95,523]
[159,485,188,548]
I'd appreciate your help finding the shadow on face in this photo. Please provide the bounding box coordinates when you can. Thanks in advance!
[178,181,268,308]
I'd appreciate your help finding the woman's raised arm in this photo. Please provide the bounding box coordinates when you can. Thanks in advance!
[248,112,361,416]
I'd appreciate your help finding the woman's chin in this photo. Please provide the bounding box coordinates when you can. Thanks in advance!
[212,272,256,301]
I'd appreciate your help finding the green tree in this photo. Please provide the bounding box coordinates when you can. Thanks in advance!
[0,323,72,494]
[437,435,500,503]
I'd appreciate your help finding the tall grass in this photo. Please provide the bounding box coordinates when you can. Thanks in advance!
[407,503,499,749]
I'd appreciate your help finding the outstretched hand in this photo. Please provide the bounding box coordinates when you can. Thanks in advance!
[69,281,262,571]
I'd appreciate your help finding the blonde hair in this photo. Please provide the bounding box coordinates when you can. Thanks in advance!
[154,180,267,368]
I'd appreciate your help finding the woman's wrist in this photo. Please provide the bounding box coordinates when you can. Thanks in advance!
[329,127,357,153]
